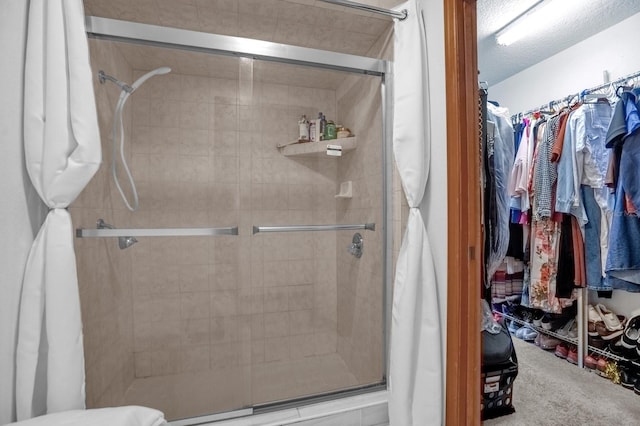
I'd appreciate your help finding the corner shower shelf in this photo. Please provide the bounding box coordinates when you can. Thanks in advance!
[279,137,357,158]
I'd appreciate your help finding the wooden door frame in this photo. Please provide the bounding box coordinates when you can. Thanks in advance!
[444,0,482,424]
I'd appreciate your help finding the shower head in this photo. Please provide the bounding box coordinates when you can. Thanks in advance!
[130,67,172,92]
[98,67,171,95]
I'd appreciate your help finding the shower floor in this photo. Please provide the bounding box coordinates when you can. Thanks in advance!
[123,353,358,421]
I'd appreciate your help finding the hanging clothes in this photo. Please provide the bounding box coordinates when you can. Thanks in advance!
[486,103,515,282]
[604,89,640,291]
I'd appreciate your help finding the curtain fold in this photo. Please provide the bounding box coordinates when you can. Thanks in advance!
[16,0,101,420]
[389,1,443,425]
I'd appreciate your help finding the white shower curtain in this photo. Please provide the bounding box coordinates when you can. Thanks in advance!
[389,1,443,425]
[14,0,101,421]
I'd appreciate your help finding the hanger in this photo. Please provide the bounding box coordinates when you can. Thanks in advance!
[580,89,609,104]
[615,75,639,98]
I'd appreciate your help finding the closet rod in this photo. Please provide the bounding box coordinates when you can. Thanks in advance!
[512,68,640,120]
[585,69,640,96]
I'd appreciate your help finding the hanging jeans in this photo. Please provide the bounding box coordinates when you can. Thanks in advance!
[605,179,640,292]
[582,185,608,290]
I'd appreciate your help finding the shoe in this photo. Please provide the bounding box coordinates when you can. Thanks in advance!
[589,335,607,349]
[541,314,570,331]
[584,353,598,370]
[595,303,625,331]
[588,304,604,336]
[515,326,527,339]
[521,327,538,342]
[534,333,541,346]
[556,319,576,338]
[596,321,624,340]
[532,310,545,327]
[634,376,640,395]
[538,334,561,350]
[521,309,535,324]
[622,315,640,349]
[567,320,579,339]
[597,357,608,373]
[609,339,639,360]
[554,344,569,359]
[621,364,640,389]
[507,319,519,335]
[567,346,578,364]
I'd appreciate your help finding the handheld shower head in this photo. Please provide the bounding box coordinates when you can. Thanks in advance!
[99,65,171,212]
[130,67,172,92]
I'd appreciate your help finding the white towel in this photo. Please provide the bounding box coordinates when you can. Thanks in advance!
[6,406,167,426]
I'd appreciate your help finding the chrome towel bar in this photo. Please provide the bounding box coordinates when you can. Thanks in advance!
[76,226,238,238]
[252,223,375,234]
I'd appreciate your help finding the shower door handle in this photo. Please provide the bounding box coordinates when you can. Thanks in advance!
[76,226,239,238]
[252,223,375,234]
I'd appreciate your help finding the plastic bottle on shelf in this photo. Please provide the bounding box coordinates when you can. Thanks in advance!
[309,120,317,142]
[298,115,309,142]
[325,120,336,140]
[318,112,326,140]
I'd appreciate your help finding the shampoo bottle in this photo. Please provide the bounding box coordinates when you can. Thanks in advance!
[298,115,309,141]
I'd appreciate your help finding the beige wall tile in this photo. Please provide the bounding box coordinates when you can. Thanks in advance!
[179,264,209,292]
[264,287,289,313]
[264,312,289,338]
[150,349,180,376]
[210,342,240,370]
[182,318,211,346]
[180,128,209,156]
[288,285,314,310]
[263,260,290,287]
[180,345,210,373]
[180,101,209,130]
[210,316,238,343]
[315,331,337,355]
[289,334,316,360]
[264,336,290,363]
[251,339,265,364]
[289,260,314,285]
[209,262,238,291]
[289,310,314,336]
[134,352,152,378]
[181,292,211,320]
[211,290,238,316]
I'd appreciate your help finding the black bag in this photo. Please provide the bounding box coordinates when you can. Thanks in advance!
[481,324,518,420]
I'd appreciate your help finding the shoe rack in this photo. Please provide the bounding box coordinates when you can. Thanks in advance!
[496,288,637,369]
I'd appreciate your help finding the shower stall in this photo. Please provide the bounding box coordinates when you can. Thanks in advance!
[71,4,397,422]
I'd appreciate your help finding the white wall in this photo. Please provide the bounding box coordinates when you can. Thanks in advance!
[490,11,640,317]
[490,11,640,114]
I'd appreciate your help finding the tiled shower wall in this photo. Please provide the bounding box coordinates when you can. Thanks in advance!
[120,59,341,383]
[335,74,384,384]
[75,39,390,412]
[70,39,136,408]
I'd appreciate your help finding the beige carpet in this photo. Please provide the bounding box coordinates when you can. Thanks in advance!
[484,337,640,425]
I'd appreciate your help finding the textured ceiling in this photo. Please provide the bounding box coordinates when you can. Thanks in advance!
[477,0,640,85]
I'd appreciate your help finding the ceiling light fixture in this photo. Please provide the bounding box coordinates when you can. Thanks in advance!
[495,0,575,46]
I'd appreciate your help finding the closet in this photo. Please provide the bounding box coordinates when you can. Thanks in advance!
[478,0,640,416]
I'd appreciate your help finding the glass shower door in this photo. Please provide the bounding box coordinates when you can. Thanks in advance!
[76,30,387,422]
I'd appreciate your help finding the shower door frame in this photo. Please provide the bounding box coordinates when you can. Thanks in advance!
[85,16,394,421]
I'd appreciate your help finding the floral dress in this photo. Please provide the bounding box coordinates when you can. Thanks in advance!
[528,114,578,312]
